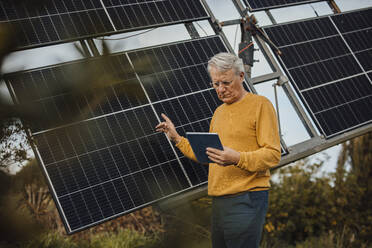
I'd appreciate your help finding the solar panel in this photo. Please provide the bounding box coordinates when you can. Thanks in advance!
[103,0,208,32]
[0,0,209,49]
[243,0,324,11]
[263,8,372,137]
[5,35,229,234]
[0,0,114,48]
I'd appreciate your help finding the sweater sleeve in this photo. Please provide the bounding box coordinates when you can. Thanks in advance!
[175,137,198,162]
[236,98,281,172]
[175,109,218,163]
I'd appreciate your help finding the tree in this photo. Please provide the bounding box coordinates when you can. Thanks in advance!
[332,132,372,247]
[0,119,31,170]
[263,158,334,246]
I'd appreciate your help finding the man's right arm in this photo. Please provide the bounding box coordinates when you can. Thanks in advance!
[155,113,197,162]
[175,137,197,162]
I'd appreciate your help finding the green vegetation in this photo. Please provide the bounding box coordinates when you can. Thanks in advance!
[261,132,372,247]
[21,229,159,248]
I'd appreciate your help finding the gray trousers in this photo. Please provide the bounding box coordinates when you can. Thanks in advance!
[211,190,269,248]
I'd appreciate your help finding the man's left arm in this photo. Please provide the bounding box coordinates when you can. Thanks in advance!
[236,98,281,172]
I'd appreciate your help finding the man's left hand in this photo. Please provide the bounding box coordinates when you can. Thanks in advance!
[206,146,240,166]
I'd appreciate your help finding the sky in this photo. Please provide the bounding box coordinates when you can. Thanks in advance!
[1,0,371,174]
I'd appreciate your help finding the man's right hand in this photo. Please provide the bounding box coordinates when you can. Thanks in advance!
[155,113,181,143]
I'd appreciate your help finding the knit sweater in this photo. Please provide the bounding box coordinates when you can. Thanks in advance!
[176,93,281,196]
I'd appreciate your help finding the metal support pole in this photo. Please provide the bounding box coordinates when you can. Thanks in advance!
[184,22,200,39]
[231,0,249,17]
[265,10,277,24]
[273,82,282,138]
[79,40,91,57]
[86,38,100,56]
[327,0,341,14]
[279,76,318,138]
[253,35,281,73]
[252,71,281,84]
[252,13,319,138]
[274,123,372,170]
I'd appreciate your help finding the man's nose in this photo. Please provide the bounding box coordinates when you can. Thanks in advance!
[217,86,226,92]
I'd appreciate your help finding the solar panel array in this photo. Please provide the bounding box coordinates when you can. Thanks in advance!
[244,0,324,11]
[264,8,372,137]
[5,36,228,233]
[0,0,208,49]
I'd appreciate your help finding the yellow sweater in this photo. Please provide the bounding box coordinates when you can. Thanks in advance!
[176,93,281,196]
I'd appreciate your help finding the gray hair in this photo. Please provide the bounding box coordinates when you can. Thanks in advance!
[207,52,244,75]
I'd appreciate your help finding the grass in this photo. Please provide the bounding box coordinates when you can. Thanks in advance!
[21,229,160,248]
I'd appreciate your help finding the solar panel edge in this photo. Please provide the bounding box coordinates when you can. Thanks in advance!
[27,137,73,233]
[4,63,75,233]
[1,0,210,51]
[3,35,223,78]
[64,182,209,234]
[14,14,212,51]
[260,6,372,30]
[244,0,325,12]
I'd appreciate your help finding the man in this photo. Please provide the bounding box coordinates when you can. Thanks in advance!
[155,52,281,248]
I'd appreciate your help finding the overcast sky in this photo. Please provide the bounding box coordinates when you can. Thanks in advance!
[1,0,371,174]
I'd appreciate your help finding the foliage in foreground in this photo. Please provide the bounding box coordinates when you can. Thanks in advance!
[22,229,159,248]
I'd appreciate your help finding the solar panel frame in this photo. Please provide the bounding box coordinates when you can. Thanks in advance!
[243,0,324,12]
[263,8,372,138]
[0,0,210,50]
[5,35,239,234]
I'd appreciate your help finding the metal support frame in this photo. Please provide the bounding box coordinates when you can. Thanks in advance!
[327,0,341,13]
[277,123,372,169]
[253,35,281,73]
[79,40,92,57]
[273,82,282,138]
[184,22,200,39]
[265,10,277,24]
[248,12,319,139]
[279,77,319,138]
[201,0,257,93]
[86,38,100,56]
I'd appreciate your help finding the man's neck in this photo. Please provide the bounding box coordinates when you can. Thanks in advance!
[227,90,248,105]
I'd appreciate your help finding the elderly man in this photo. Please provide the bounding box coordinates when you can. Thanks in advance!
[155,52,281,248]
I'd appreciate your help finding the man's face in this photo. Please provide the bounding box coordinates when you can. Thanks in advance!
[209,67,245,104]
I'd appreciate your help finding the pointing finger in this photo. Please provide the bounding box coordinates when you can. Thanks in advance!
[161,113,172,123]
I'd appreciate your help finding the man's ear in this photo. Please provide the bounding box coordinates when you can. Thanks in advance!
[240,71,245,80]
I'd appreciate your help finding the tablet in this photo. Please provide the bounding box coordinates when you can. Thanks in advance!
[186,132,223,163]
